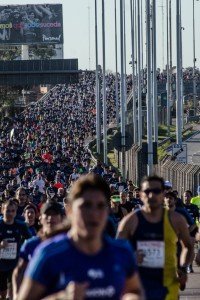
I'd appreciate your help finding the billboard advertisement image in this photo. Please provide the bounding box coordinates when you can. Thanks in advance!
[0,4,63,45]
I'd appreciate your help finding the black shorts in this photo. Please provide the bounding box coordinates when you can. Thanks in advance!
[0,269,13,291]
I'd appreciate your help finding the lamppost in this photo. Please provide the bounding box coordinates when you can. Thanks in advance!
[102,0,108,165]
[193,0,199,116]
[95,0,101,155]
[176,0,182,144]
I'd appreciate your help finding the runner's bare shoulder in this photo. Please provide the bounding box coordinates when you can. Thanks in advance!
[117,210,138,238]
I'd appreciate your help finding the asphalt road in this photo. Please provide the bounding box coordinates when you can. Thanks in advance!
[167,124,200,165]
[184,124,200,165]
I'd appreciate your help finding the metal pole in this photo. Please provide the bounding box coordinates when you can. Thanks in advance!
[120,0,126,179]
[141,0,144,93]
[169,0,173,118]
[166,0,170,136]
[102,0,108,164]
[159,0,165,71]
[124,0,127,115]
[193,0,197,117]
[88,4,91,70]
[146,0,153,174]
[137,0,142,146]
[114,0,119,128]
[134,0,138,139]
[152,0,158,143]
[130,0,137,144]
[180,1,184,129]
[95,0,100,154]
[176,0,182,144]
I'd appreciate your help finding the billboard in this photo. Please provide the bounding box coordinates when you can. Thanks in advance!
[0,4,63,45]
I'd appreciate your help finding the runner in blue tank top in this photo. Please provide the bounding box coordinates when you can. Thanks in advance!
[18,175,144,300]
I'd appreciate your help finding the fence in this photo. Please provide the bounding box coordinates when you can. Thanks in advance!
[114,146,200,195]
[155,155,200,196]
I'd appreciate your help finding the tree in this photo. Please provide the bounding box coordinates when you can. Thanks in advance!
[0,48,20,61]
[31,46,56,60]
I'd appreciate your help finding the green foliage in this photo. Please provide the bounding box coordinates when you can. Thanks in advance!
[158,125,176,139]
[91,131,119,171]
[0,49,20,61]
[157,128,194,160]
[32,47,56,60]
[158,140,171,160]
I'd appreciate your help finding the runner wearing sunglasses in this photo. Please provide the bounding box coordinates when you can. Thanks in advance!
[117,175,193,300]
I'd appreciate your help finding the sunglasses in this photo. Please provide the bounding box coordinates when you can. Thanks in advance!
[143,188,162,195]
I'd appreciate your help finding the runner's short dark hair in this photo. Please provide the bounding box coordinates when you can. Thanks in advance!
[140,175,165,191]
[68,174,111,204]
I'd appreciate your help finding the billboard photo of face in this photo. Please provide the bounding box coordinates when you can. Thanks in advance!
[0,4,63,45]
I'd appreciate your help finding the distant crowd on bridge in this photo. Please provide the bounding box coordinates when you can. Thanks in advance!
[0,71,200,300]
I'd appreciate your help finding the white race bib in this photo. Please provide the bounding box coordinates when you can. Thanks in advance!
[118,186,124,192]
[137,240,164,268]
[0,242,17,259]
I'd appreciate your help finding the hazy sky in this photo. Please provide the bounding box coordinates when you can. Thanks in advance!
[0,0,199,74]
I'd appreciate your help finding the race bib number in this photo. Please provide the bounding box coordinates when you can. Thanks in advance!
[0,243,17,259]
[118,186,124,192]
[137,240,164,268]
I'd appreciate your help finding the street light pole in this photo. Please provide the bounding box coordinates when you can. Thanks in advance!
[114,0,119,128]
[137,0,142,146]
[146,0,153,174]
[123,0,127,115]
[120,0,126,179]
[152,0,158,143]
[102,0,108,165]
[176,0,182,144]
[193,0,197,117]
[169,0,173,121]
[180,1,184,129]
[95,0,101,155]
[166,0,170,137]
[130,0,137,144]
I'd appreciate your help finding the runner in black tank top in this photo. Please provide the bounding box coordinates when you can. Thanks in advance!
[117,175,193,300]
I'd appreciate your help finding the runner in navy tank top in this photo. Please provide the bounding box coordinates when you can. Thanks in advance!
[117,175,193,300]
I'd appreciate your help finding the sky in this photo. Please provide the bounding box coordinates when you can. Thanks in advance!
[0,0,199,74]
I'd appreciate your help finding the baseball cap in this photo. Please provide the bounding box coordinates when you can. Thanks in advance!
[164,181,172,188]
[111,195,121,202]
[40,201,63,215]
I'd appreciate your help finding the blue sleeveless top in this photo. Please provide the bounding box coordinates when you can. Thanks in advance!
[25,234,137,299]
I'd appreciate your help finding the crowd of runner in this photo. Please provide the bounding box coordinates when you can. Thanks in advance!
[0,72,199,300]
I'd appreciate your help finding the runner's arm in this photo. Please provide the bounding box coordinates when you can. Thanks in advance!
[117,212,138,239]
[172,212,193,267]
[17,277,46,300]
[12,258,28,300]
[122,272,145,300]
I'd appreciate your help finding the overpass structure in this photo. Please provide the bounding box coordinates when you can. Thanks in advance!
[0,59,79,85]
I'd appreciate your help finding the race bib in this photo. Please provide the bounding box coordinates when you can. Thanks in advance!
[0,243,17,259]
[137,240,164,268]
[118,186,124,192]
